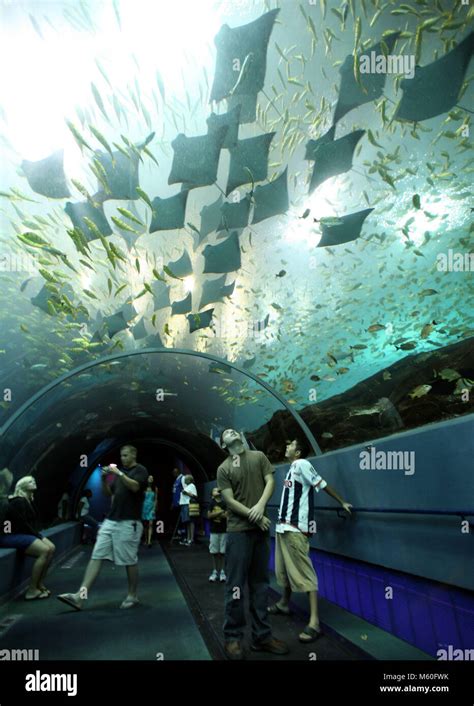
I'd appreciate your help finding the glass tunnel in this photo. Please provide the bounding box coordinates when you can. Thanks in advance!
[0,0,473,683]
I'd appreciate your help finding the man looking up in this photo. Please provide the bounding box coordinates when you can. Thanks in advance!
[217,429,289,660]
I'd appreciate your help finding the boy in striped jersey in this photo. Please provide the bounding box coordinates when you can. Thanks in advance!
[269,438,352,643]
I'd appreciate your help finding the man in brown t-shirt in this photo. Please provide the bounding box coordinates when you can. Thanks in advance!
[217,429,289,660]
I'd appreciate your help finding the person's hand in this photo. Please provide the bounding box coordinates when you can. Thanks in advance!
[248,503,265,523]
[257,516,271,531]
[107,464,120,476]
[341,502,352,515]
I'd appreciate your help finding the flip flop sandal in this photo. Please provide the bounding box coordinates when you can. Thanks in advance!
[267,603,292,615]
[25,591,49,601]
[39,588,51,596]
[299,625,323,643]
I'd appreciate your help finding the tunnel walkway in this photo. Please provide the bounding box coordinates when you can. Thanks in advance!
[0,538,361,661]
[0,543,211,661]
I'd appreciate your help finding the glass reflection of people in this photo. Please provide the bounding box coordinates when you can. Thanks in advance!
[179,474,197,546]
[217,429,289,660]
[57,445,148,611]
[142,476,157,547]
[77,489,99,543]
[269,438,352,643]
[0,475,56,600]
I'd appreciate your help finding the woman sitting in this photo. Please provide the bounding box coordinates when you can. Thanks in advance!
[0,475,56,600]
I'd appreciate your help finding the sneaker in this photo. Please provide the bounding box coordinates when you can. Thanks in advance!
[120,597,140,609]
[219,570,226,582]
[56,593,82,611]
[209,570,218,582]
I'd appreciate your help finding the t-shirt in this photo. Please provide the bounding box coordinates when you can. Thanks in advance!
[173,474,185,507]
[276,459,327,535]
[107,464,148,521]
[216,450,274,532]
[208,498,227,534]
[180,482,197,506]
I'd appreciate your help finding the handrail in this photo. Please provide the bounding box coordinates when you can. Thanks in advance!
[282,506,474,517]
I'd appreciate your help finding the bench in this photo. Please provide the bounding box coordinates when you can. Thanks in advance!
[0,522,82,605]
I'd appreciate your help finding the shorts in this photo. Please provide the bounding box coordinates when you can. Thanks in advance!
[91,519,142,566]
[209,532,227,554]
[275,531,318,593]
[0,533,41,550]
[180,505,190,523]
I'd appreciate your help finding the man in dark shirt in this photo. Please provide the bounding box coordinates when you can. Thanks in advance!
[57,445,148,611]
[217,429,289,660]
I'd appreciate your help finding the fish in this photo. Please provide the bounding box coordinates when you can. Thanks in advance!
[367,324,385,333]
[395,342,417,351]
[275,270,287,278]
[409,384,432,399]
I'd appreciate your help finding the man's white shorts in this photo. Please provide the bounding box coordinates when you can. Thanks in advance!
[91,519,142,566]
[209,533,227,554]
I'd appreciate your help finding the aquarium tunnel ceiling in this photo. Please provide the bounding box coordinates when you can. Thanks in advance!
[0,0,473,468]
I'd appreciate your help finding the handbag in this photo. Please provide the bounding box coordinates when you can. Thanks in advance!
[188,497,200,518]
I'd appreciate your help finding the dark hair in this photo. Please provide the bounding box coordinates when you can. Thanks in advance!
[84,489,92,498]
[121,444,137,457]
[294,437,311,459]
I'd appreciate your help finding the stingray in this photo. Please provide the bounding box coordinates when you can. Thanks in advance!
[210,9,280,102]
[241,356,256,369]
[168,250,193,278]
[151,281,171,310]
[207,104,241,150]
[317,208,374,247]
[21,150,70,199]
[187,308,215,333]
[226,94,258,124]
[200,195,224,240]
[95,148,140,201]
[308,130,365,194]
[65,200,112,240]
[395,31,474,122]
[149,191,189,233]
[131,317,148,340]
[251,167,289,224]
[143,333,164,348]
[226,132,275,195]
[333,33,400,123]
[171,292,192,316]
[203,231,241,274]
[304,125,336,161]
[121,302,137,322]
[199,275,235,309]
[168,127,228,188]
[104,310,128,337]
[217,195,252,231]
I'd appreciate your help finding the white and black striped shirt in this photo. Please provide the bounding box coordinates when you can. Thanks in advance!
[276,459,327,535]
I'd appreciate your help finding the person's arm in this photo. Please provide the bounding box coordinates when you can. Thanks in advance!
[220,488,251,520]
[323,484,352,514]
[248,473,275,523]
[101,470,113,497]
[107,464,140,492]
